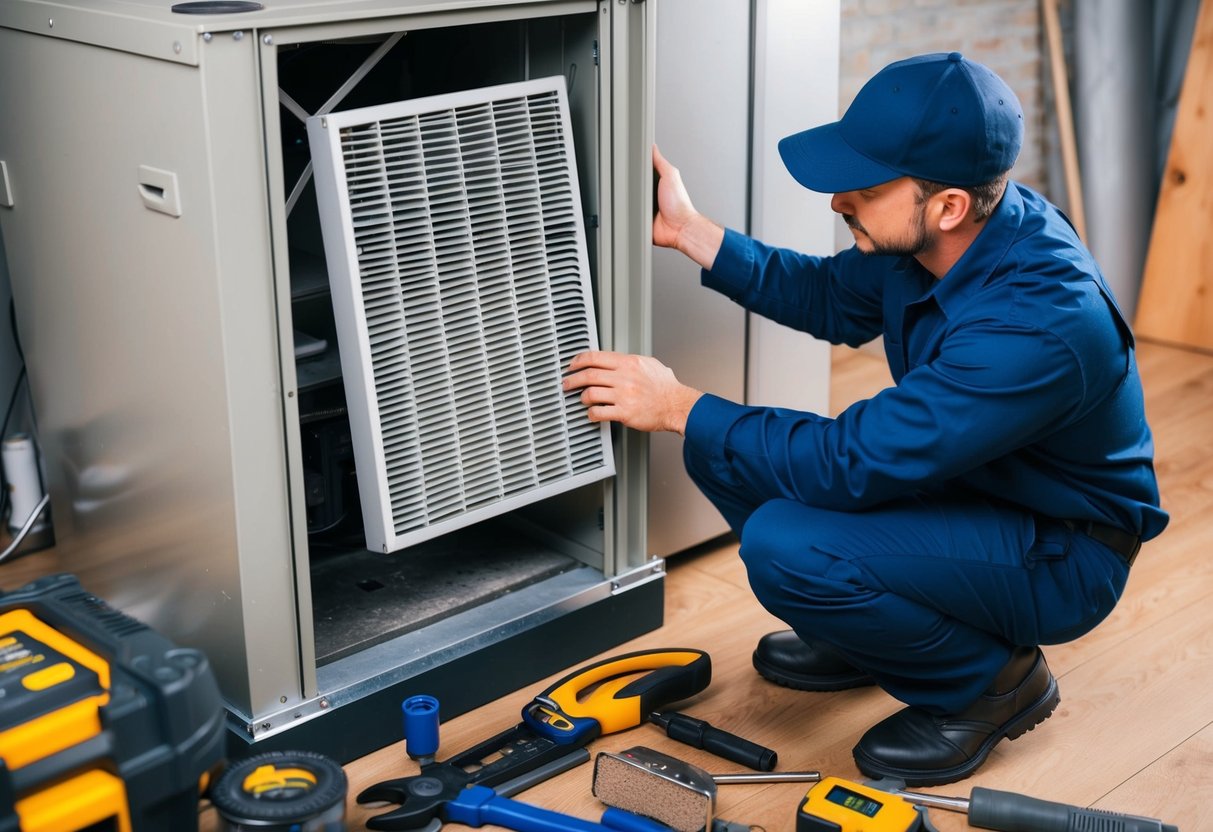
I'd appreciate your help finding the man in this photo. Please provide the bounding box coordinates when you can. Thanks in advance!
[562,53,1168,785]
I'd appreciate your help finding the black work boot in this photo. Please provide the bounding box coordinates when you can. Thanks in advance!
[852,646,1059,786]
[752,630,876,691]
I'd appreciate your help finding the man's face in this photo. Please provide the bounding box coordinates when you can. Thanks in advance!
[831,177,933,257]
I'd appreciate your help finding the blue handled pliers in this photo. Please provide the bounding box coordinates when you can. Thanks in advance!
[445,784,671,832]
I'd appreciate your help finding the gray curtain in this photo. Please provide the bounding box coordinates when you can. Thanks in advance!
[1071,0,1200,320]
[1153,0,1203,179]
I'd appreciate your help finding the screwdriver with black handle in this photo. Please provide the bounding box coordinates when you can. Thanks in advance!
[648,711,778,771]
[892,784,1179,832]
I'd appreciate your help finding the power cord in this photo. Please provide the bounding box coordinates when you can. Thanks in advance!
[1,296,47,555]
[0,493,49,565]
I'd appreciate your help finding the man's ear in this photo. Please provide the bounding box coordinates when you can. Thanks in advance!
[934,188,972,231]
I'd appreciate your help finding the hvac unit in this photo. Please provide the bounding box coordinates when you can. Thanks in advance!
[0,0,658,761]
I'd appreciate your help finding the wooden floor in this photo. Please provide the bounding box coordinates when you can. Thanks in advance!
[4,339,1210,831]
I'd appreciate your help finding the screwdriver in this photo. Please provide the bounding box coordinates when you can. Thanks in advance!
[648,711,777,771]
[890,784,1179,832]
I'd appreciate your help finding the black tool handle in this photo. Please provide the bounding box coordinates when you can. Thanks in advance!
[651,712,777,771]
[968,787,1180,832]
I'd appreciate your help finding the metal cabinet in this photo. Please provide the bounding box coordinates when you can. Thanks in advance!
[0,0,658,761]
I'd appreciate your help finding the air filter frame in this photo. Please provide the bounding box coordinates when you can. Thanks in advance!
[307,76,614,554]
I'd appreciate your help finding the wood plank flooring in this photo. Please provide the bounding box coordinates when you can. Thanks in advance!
[3,339,1209,831]
[320,339,1213,832]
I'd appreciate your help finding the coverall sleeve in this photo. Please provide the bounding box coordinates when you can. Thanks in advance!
[703,228,888,347]
[683,319,1086,510]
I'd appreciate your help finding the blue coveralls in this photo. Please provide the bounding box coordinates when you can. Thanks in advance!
[682,183,1169,714]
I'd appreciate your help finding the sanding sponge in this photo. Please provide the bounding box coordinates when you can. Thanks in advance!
[592,746,715,832]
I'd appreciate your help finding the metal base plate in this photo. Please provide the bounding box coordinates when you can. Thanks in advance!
[225,574,664,764]
[309,521,579,663]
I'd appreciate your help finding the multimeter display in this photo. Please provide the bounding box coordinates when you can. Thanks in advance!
[797,775,922,832]
[825,784,883,817]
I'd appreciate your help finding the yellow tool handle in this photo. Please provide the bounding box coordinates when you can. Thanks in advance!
[537,648,710,736]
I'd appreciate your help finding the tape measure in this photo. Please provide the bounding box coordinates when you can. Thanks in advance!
[209,750,348,832]
[796,776,929,832]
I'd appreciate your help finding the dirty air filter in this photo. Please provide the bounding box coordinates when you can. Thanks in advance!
[307,77,613,554]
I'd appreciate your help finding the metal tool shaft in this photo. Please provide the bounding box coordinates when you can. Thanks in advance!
[709,771,821,784]
[891,789,972,814]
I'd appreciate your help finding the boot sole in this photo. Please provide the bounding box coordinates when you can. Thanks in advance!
[752,650,876,692]
[852,674,1061,787]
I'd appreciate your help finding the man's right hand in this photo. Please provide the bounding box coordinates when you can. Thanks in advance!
[563,350,702,436]
[652,144,725,270]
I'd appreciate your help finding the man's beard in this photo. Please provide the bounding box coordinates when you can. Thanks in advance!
[844,203,933,257]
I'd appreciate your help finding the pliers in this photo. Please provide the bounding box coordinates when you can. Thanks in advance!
[442,784,672,832]
[358,722,579,829]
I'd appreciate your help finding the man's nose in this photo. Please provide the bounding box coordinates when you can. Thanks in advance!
[830,192,854,214]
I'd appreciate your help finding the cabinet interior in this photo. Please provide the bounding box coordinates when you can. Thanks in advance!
[271,13,611,665]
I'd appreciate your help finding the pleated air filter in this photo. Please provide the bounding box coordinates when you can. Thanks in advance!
[307,77,614,554]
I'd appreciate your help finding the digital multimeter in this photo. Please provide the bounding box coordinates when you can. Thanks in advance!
[796,776,928,831]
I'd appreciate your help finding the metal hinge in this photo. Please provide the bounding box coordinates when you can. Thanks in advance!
[593,39,599,66]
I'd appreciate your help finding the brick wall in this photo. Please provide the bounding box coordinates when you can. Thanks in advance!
[840,0,1048,193]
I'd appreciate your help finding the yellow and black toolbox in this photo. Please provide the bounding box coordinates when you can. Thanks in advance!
[0,573,226,831]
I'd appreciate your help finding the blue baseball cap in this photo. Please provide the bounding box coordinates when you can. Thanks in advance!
[778,52,1023,192]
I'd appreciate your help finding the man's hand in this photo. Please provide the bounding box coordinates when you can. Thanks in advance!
[653,145,725,269]
[563,350,702,436]
[652,144,696,250]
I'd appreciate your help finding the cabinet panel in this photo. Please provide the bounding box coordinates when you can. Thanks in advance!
[649,0,839,557]
[649,0,750,557]
[0,25,295,713]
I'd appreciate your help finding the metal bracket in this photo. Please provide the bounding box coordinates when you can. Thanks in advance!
[279,31,406,217]
[610,558,664,594]
[240,694,333,738]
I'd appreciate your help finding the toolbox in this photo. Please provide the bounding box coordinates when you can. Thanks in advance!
[0,573,226,831]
